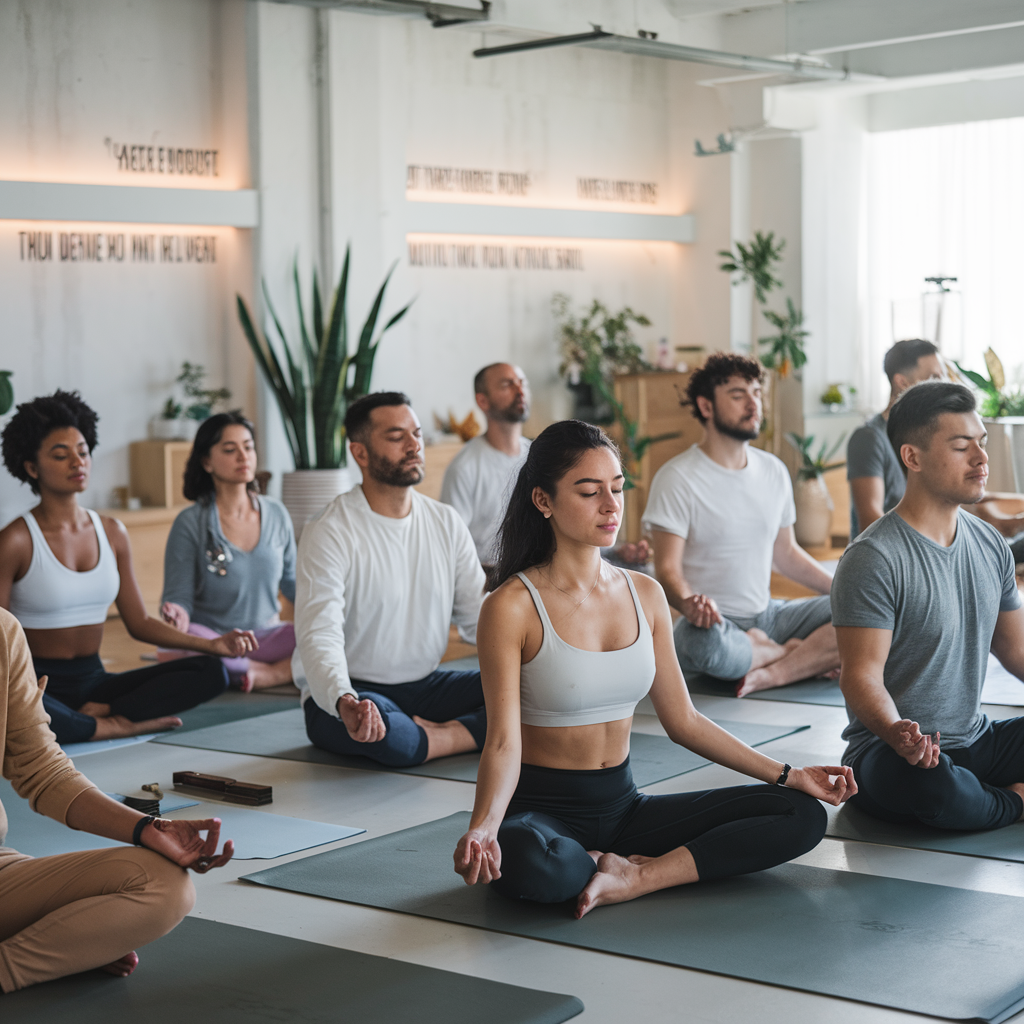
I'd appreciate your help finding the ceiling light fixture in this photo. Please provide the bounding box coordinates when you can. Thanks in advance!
[273,0,489,27]
[473,28,848,82]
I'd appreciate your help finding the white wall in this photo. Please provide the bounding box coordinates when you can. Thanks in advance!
[0,0,252,524]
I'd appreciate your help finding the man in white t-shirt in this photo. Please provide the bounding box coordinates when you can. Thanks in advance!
[643,353,839,695]
[293,392,487,765]
[441,363,532,567]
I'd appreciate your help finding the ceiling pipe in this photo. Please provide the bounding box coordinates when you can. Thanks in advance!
[474,28,849,82]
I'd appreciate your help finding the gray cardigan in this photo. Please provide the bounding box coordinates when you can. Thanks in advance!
[161,496,296,635]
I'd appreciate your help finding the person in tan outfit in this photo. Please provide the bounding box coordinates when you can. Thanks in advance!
[0,607,234,993]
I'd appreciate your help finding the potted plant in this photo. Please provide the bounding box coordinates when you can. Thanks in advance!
[237,246,412,537]
[0,370,12,416]
[786,432,846,548]
[151,363,231,441]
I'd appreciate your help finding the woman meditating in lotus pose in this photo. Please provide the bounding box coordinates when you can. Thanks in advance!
[0,391,257,745]
[454,420,856,917]
[158,412,296,692]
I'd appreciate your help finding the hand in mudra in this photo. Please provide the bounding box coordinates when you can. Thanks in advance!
[210,629,259,658]
[142,817,234,872]
[454,828,502,885]
[337,694,386,743]
[681,593,722,629]
[786,765,858,806]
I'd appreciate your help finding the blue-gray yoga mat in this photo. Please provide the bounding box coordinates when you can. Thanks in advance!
[0,779,363,860]
[0,916,584,1024]
[827,801,1024,863]
[154,707,809,786]
[243,811,1024,1024]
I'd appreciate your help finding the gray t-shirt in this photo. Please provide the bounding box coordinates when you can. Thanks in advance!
[162,495,296,635]
[846,413,906,539]
[832,510,1021,764]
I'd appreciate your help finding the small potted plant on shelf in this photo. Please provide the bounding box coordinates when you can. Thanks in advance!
[150,362,231,441]
[786,432,846,548]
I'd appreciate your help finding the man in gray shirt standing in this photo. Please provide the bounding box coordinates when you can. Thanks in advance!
[833,381,1024,831]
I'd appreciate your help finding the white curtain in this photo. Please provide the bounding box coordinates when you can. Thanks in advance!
[865,116,1024,412]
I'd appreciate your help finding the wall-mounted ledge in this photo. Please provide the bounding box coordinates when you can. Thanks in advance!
[403,200,695,243]
[0,181,259,227]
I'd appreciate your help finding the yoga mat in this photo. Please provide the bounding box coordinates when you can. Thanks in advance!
[62,734,160,758]
[171,690,299,733]
[827,801,1024,863]
[1,916,585,1024]
[154,708,809,787]
[244,811,1024,1024]
[0,779,363,860]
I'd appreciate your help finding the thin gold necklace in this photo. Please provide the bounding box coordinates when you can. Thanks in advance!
[540,564,602,617]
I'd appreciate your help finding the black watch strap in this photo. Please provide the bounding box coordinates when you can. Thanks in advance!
[133,814,157,846]
[775,763,792,787]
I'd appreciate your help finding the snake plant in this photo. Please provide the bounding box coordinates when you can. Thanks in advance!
[237,247,412,469]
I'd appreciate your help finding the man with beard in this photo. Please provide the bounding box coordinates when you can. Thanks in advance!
[441,363,532,569]
[293,392,487,766]
[644,353,839,695]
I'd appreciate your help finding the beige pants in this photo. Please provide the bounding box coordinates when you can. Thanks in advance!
[0,845,195,992]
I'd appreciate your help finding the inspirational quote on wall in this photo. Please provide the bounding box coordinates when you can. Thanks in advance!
[18,230,218,264]
[408,241,583,270]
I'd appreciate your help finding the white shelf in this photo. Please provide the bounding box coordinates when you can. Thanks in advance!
[0,180,259,227]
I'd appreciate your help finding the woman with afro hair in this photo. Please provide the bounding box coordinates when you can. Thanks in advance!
[0,390,257,744]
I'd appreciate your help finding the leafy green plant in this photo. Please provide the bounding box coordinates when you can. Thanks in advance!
[0,371,13,416]
[786,432,846,481]
[718,231,785,305]
[237,247,413,470]
[553,294,677,488]
[954,348,1024,418]
[176,362,231,421]
[759,298,809,379]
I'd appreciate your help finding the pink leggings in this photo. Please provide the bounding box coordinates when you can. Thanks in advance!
[157,623,295,678]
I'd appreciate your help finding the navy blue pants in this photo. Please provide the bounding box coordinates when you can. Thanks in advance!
[35,653,229,745]
[493,758,826,904]
[849,717,1024,831]
[303,668,486,767]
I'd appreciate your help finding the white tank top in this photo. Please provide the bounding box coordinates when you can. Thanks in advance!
[516,569,656,728]
[9,510,121,629]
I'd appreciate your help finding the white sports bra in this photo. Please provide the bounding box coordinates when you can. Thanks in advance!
[9,510,121,629]
[516,569,656,728]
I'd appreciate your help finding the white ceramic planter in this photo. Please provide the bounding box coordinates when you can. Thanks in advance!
[281,466,361,541]
[794,475,833,548]
[149,417,199,441]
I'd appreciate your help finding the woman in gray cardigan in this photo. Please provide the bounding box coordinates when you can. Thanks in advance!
[159,412,297,691]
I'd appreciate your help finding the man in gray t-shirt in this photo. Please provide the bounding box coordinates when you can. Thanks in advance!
[834,380,1024,832]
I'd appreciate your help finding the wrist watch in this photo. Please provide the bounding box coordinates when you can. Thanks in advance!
[775,763,792,786]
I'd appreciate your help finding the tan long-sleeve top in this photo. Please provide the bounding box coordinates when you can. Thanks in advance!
[0,607,96,847]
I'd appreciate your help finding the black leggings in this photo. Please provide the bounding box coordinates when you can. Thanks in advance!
[34,653,228,745]
[493,758,827,904]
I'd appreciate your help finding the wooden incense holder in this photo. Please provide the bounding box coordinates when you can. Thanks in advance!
[172,771,272,806]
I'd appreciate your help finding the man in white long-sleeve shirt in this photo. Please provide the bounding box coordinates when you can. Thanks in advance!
[293,392,487,766]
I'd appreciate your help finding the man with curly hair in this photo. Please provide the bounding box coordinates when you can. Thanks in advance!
[643,352,839,695]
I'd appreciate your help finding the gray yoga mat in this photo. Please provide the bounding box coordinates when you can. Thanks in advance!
[827,801,1024,863]
[244,811,1024,1024]
[0,779,363,860]
[0,915,584,1024]
[154,707,809,786]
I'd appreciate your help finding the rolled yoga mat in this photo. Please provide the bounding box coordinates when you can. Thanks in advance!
[827,801,1024,863]
[0,779,363,860]
[0,915,585,1024]
[154,708,809,787]
[243,811,1024,1024]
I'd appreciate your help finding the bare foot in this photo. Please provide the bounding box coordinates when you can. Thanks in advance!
[79,701,112,718]
[736,667,784,697]
[412,716,476,761]
[91,714,182,740]
[245,658,295,691]
[746,629,790,670]
[99,951,139,978]
[576,853,647,919]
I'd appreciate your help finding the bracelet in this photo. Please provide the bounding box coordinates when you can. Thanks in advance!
[132,814,157,846]
[775,763,792,787]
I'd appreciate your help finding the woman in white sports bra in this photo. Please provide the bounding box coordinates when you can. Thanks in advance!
[0,390,257,745]
[454,420,856,917]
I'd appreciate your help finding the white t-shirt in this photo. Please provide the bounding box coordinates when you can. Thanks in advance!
[642,444,796,620]
[440,434,531,563]
[292,486,486,716]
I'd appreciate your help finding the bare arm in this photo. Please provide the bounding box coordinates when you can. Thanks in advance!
[850,476,886,534]
[0,518,33,610]
[771,525,834,593]
[650,529,722,628]
[643,576,854,803]
[991,608,1024,681]
[105,517,256,657]
[836,625,940,768]
[453,585,529,884]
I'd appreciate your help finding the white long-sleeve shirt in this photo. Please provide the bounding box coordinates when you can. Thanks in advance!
[293,485,486,716]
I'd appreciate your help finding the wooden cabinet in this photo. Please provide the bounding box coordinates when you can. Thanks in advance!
[613,371,704,542]
[129,440,192,508]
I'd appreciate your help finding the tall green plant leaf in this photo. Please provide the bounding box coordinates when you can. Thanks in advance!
[293,259,317,371]
[313,248,350,468]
